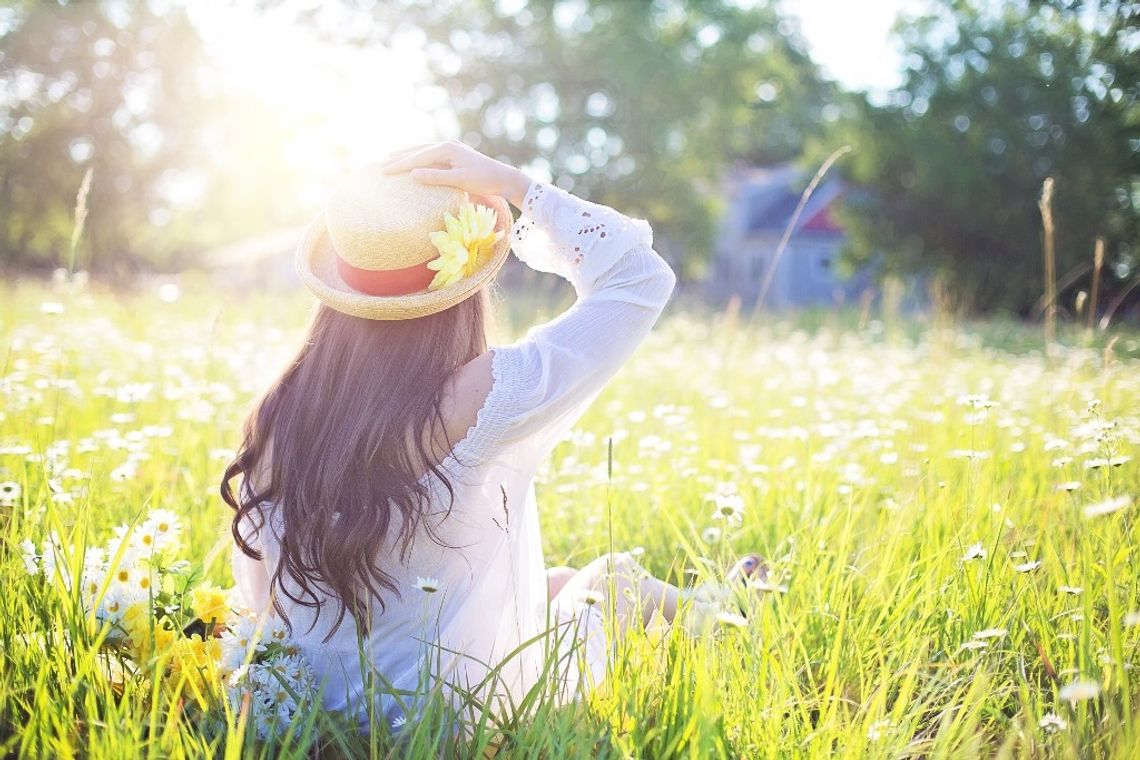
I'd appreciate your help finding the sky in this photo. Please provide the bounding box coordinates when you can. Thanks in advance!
[782,0,918,94]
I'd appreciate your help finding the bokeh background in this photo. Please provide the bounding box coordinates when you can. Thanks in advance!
[0,0,1137,319]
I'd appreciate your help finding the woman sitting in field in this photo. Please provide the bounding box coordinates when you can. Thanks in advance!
[220,140,765,736]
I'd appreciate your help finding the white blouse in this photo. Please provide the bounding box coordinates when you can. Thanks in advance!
[231,177,677,736]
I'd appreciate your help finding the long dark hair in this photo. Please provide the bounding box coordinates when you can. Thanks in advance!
[221,289,490,643]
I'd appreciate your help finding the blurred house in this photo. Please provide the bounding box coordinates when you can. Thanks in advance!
[708,162,874,309]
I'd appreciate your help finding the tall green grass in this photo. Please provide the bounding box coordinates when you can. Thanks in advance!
[0,278,1137,758]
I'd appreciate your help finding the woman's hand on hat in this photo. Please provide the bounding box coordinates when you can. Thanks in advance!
[378,140,531,209]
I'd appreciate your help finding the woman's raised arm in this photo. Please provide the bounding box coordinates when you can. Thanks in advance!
[453,177,677,469]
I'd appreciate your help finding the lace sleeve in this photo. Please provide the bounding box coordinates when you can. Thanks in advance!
[454,179,676,469]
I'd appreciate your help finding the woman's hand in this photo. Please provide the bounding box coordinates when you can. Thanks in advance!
[377,140,532,209]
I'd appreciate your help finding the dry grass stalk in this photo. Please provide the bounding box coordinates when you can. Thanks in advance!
[1089,237,1104,332]
[67,167,94,275]
[755,145,853,311]
[1038,178,1056,359]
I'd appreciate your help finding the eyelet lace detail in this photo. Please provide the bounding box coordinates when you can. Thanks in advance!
[510,180,652,288]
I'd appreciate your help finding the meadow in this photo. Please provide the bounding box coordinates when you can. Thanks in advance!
[1,275,1138,759]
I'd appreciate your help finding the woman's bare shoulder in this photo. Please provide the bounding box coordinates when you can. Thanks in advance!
[435,351,495,449]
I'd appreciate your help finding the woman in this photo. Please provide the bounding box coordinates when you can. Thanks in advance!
[220,140,764,736]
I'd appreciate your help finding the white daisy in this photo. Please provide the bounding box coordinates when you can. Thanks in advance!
[19,538,39,575]
[414,576,440,594]
[1059,678,1101,703]
[1081,495,1131,519]
[1013,560,1042,573]
[1038,713,1068,732]
[963,543,987,561]
[1058,585,1083,596]
[958,639,989,652]
[579,590,605,606]
[141,508,183,551]
[701,526,722,544]
[715,611,749,629]
[866,718,895,741]
[1083,455,1131,470]
[0,481,21,507]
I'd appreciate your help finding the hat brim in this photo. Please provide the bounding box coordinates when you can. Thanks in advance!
[295,193,513,321]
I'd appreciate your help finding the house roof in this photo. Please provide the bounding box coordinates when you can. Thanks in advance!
[737,162,845,236]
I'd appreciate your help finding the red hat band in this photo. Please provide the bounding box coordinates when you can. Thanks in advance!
[334,252,436,297]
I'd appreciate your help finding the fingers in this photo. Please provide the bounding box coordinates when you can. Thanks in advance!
[379,142,459,174]
[408,167,469,189]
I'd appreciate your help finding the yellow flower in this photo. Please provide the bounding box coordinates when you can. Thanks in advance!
[425,203,503,291]
[122,601,177,666]
[190,583,230,627]
[168,633,222,710]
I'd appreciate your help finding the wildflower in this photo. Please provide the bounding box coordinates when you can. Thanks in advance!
[191,583,231,627]
[425,203,503,291]
[1058,585,1083,596]
[414,576,440,594]
[1039,713,1068,733]
[711,490,745,524]
[1059,678,1101,704]
[40,301,65,314]
[579,590,604,606]
[1084,455,1131,470]
[392,714,408,729]
[701,526,722,544]
[122,602,177,665]
[169,633,223,710]
[956,393,995,409]
[866,718,895,741]
[219,614,269,674]
[973,627,1007,640]
[949,449,991,460]
[94,585,135,633]
[715,611,749,629]
[19,538,39,574]
[141,508,182,551]
[0,481,21,507]
[963,543,987,561]
[1055,481,1082,492]
[958,639,989,652]
[1124,612,1140,627]
[1081,495,1132,519]
[748,578,789,593]
[1013,560,1042,573]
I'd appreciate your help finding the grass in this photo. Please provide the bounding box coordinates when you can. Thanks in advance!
[0,276,1138,758]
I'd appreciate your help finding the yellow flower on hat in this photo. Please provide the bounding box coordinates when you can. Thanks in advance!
[426,202,503,291]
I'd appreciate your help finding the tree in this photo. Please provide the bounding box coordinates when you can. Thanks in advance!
[829,0,1139,315]
[0,1,319,277]
[356,0,837,278]
[0,2,210,274]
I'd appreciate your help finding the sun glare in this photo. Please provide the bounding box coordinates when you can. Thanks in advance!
[188,2,447,205]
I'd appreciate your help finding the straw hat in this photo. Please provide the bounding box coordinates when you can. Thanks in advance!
[295,161,514,320]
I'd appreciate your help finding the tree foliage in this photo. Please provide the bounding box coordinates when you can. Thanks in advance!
[830,0,1139,315]
[0,1,212,274]
[372,0,837,277]
[0,1,320,276]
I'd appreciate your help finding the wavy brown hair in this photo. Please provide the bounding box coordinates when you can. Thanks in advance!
[221,289,490,643]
